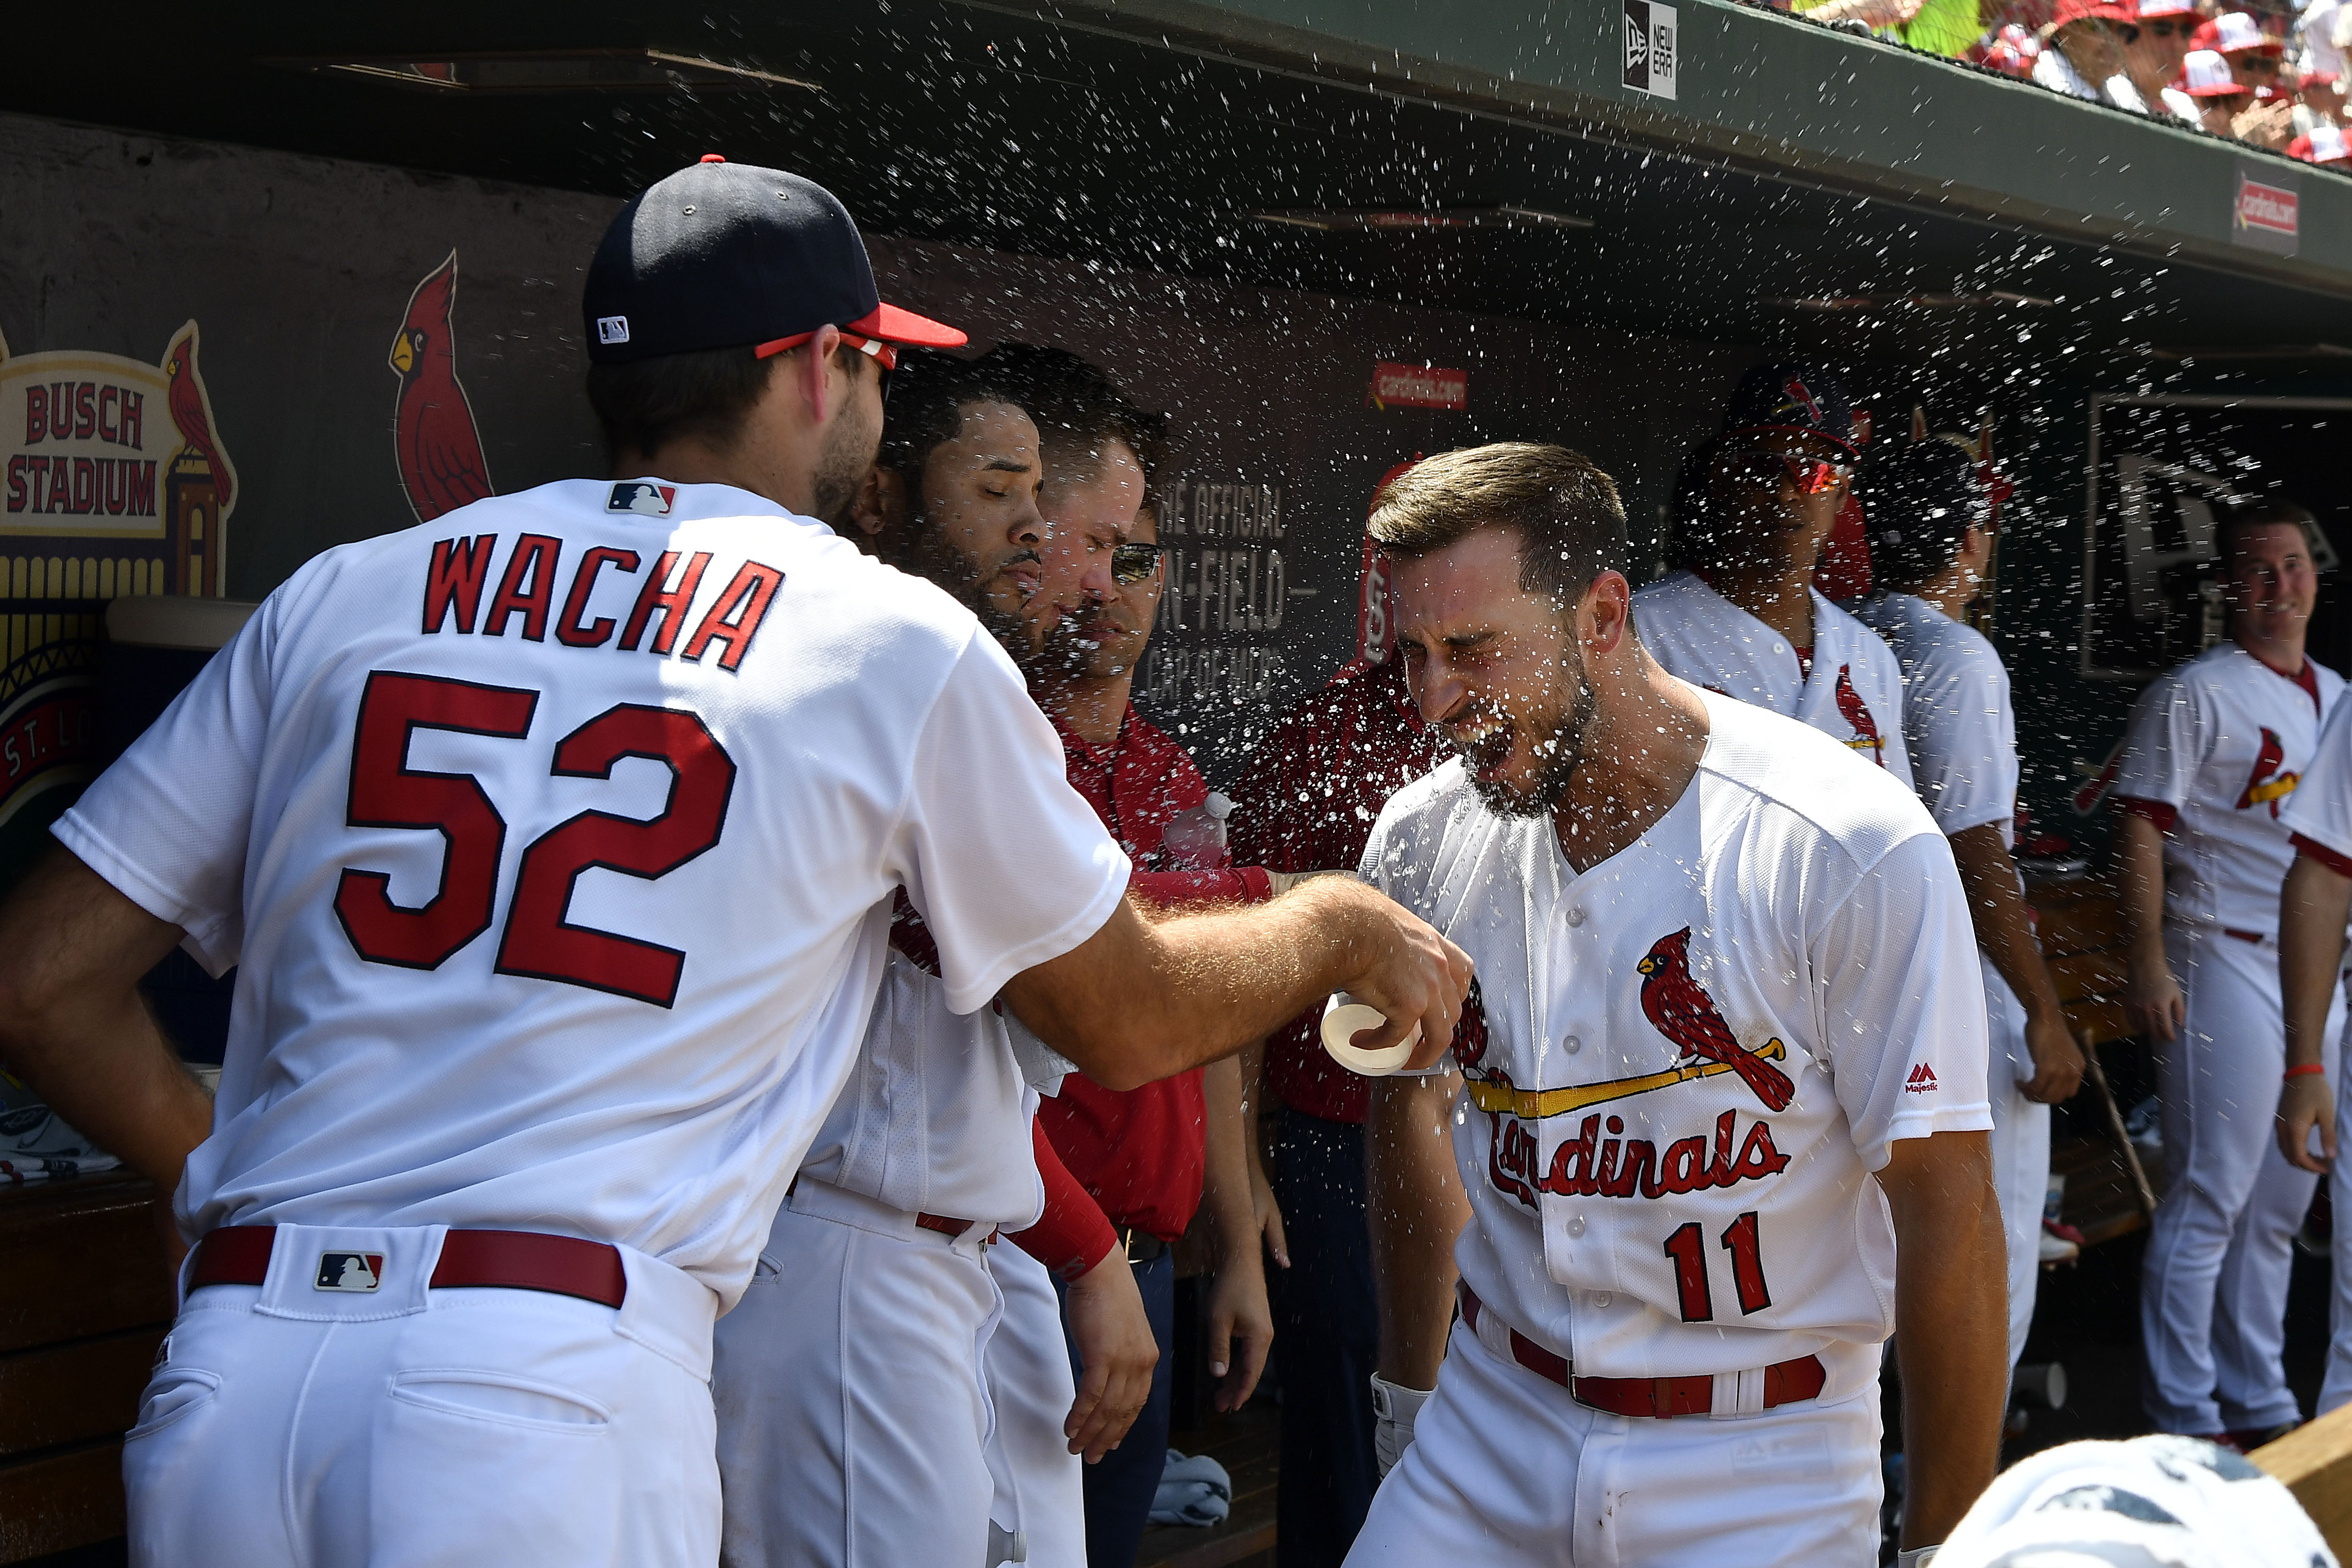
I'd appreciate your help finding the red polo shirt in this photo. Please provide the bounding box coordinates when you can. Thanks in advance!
[1226,655,1450,1125]
[1037,704,1262,1242]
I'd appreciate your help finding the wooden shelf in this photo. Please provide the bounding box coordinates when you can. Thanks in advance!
[1137,1403,1279,1568]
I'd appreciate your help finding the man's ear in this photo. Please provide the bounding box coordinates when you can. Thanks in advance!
[848,466,903,553]
[1582,570,1633,657]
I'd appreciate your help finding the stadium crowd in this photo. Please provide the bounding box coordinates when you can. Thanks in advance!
[1792,0,2351,164]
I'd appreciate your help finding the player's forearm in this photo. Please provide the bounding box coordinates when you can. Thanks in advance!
[2114,814,2170,968]
[1008,877,1461,1090]
[1949,825,2065,1023]
[1198,1056,1259,1268]
[2280,854,2352,1070]
[0,849,211,1191]
[1368,1072,1469,1389]
[1881,1131,2006,1548]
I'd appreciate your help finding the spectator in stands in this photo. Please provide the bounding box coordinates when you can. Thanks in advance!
[2179,47,2256,131]
[2196,11,2301,140]
[2289,119,2352,156]
[2299,0,2348,88]
[2295,66,2345,127]
[1801,0,1984,57]
[2035,0,2148,106]
[2128,0,2208,117]
[1976,22,2045,76]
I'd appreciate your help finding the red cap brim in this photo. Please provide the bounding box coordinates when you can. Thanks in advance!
[850,301,968,349]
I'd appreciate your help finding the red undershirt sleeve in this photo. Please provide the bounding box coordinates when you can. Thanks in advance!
[2294,832,2352,880]
[1008,1118,1120,1281]
[2113,796,2179,833]
[1128,866,1274,908]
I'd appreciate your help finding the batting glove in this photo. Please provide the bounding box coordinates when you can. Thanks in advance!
[1370,1373,1434,1479]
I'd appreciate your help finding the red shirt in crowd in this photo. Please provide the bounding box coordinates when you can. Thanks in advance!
[1037,704,1266,1243]
[1226,655,1450,1125]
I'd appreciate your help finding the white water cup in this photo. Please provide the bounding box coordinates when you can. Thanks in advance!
[1322,992,1422,1076]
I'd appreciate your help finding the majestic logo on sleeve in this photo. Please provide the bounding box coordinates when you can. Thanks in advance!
[2236,728,2299,818]
[1833,665,1886,768]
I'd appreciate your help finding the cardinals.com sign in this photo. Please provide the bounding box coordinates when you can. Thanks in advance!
[2232,166,2298,257]
[0,321,237,599]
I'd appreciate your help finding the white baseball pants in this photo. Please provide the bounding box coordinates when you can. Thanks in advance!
[1344,1322,1883,1568]
[125,1224,720,1568]
[712,1178,1085,1568]
[2317,983,2352,1416]
[1983,957,2049,1370]
[2141,923,2344,1433]
[982,1238,1087,1568]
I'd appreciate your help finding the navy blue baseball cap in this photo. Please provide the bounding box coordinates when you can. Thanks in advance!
[583,156,965,365]
[1720,363,1860,460]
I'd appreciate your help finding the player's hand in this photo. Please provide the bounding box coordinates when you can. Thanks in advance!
[2019,1010,2086,1105]
[1204,1244,1273,1412]
[1316,880,1474,1071]
[1061,1248,1158,1463]
[2124,959,2186,1045]
[2278,1072,2336,1174]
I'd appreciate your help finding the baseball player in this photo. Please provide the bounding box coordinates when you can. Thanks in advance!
[1633,363,1914,788]
[2115,498,2344,1444]
[0,159,1472,1568]
[1848,439,2085,1372]
[712,352,1156,1568]
[2273,613,2352,1420]
[1347,443,2005,1566]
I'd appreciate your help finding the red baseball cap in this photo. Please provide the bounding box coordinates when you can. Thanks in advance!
[2192,12,2285,55]
[2044,0,2135,36]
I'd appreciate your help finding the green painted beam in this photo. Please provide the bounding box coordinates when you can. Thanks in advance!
[1013,0,2352,297]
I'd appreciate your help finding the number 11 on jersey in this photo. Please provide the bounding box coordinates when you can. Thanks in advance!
[1663,1210,1772,1322]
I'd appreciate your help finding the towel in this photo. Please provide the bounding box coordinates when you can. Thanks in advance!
[1148,1448,1231,1528]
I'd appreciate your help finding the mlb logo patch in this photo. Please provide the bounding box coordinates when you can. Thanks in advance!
[315,1252,386,1292]
[596,314,630,344]
[608,481,676,516]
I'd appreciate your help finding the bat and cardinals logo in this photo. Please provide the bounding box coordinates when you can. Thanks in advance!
[1636,928,1795,1111]
[1833,665,1886,768]
[2236,728,2299,818]
[1777,376,1823,425]
[389,252,493,523]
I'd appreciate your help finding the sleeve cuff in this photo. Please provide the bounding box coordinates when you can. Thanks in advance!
[1127,867,1273,909]
[2294,832,2352,880]
[2112,796,2178,833]
[49,813,239,977]
[1863,1103,1994,1172]
[1010,1120,1122,1281]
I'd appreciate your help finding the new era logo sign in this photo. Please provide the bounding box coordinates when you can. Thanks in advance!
[1905,1063,1939,1094]
[1623,0,1678,98]
[608,481,676,515]
[596,315,631,345]
[315,1252,386,1292]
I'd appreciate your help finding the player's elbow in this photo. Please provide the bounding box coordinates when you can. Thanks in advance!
[1058,1035,1168,1093]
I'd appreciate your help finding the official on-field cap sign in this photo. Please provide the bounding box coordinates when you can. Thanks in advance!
[582,155,966,364]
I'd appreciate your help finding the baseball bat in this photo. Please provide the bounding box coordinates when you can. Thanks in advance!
[1466,1039,1788,1119]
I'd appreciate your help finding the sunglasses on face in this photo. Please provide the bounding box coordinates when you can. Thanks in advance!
[1719,448,1851,496]
[753,327,899,402]
[2239,54,2281,72]
[1110,541,1168,586]
[2143,19,2190,38]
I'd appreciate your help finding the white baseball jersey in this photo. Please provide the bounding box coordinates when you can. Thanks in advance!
[2280,679,2352,872]
[55,477,1128,1306]
[1847,592,2016,841]
[1358,687,1988,1380]
[2112,642,2343,937]
[796,951,1056,1229]
[1633,569,1914,788]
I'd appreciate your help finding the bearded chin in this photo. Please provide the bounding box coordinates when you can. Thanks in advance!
[1466,668,1597,820]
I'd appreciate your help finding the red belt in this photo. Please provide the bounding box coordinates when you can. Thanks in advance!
[188,1226,627,1308]
[2224,928,2267,945]
[1458,1282,1825,1418]
[915,1213,998,1244]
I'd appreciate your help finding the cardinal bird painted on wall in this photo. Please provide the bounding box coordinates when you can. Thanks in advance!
[1834,665,1886,768]
[164,323,234,514]
[389,251,493,522]
[1636,927,1796,1112]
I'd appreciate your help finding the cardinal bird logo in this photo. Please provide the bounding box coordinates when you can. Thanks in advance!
[2237,727,2299,817]
[389,251,493,523]
[163,323,235,515]
[1452,977,1490,1070]
[1636,927,1796,1112]
[1833,665,1886,767]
